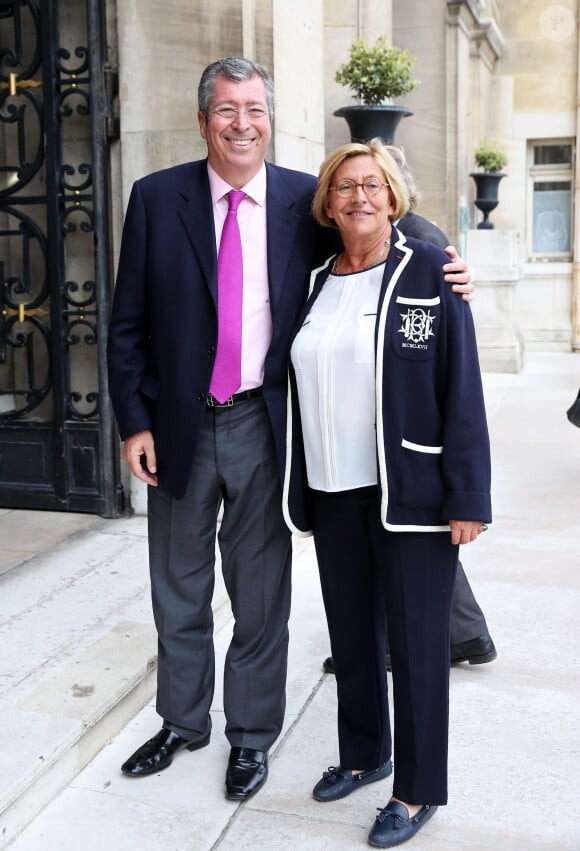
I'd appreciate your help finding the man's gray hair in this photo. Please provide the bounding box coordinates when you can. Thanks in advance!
[385,145,422,212]
[198,57,275,119]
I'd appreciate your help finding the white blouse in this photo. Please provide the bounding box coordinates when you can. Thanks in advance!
[290,263,384,492]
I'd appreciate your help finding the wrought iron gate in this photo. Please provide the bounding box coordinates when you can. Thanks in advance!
[0,0,123,515]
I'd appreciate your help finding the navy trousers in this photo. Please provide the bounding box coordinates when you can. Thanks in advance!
[384,559,490,653]
[312,486,457,805]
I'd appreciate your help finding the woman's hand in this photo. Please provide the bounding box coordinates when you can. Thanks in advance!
[443,246,474,303]
[449,520,487,545]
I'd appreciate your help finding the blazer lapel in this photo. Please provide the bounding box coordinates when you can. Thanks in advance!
[265,163,305,314]
[287,258,334,353]
[176,161,218,304]
[174,161,309,311]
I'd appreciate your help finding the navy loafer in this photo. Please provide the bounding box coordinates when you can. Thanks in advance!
[313,761,392,802]
[368,801,437,848]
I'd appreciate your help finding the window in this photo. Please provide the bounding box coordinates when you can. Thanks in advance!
[528,141,574,258]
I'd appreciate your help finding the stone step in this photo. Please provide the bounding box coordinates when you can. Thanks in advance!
[0,515,231,849]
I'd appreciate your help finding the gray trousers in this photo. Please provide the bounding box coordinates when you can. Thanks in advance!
[147,397,292,750]
[449,560,489,645]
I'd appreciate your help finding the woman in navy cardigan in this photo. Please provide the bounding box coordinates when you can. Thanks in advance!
[283,140,491,848]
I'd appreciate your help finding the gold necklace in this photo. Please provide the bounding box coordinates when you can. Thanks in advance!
[333,238,391,275]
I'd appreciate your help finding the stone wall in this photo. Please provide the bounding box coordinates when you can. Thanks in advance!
[272,1,324,174]
[106,0,577,509]
[111,0,577,356]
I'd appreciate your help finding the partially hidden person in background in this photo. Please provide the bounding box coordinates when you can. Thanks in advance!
[566,387,580,428]
[283,140,492,847]
[322,144,496,678]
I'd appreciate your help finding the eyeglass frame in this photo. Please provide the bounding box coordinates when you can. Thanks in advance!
[208,106,271,121]
[329,179,390,198]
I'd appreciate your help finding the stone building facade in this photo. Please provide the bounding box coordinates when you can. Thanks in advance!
[0,0,577,514]
[112,0,579,354]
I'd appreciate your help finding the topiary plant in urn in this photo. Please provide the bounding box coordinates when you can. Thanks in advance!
[470,141,508,229]
[334,37,420,143]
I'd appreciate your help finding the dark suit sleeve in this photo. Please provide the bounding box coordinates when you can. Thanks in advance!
[439,265,492,522]
[397,212,450,250]
[107,181,154,440]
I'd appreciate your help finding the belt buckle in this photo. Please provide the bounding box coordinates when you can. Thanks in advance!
[207,394,233,408]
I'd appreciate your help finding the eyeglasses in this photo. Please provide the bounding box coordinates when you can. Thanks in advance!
[209,106,269,121]
[330,178,389,198]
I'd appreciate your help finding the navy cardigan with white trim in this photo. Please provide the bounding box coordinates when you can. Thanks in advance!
[283,228,492,536]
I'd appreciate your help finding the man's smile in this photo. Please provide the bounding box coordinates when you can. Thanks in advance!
[224,136,257,147]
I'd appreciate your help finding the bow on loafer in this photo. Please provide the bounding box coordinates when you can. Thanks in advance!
[225,747,268,800]
[368,801,437,848]
[121,727,210,777]
[313,761,393,802]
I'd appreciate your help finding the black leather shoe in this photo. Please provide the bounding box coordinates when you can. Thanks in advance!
[225,747,268,800]
[451,634,497,665]
[121,727,210,777]
[368,801,437,848]
[322,654,392,674]
[313,761,392,802]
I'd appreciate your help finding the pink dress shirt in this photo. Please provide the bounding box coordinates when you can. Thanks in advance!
[208,164,272,391]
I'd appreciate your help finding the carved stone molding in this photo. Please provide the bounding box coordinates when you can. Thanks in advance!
[447,0,504,68]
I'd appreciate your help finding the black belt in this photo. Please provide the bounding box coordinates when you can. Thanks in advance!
[206,387,263,408]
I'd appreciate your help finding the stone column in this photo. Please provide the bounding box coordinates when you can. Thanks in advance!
[466,229,524,373]
[272,0,325,174]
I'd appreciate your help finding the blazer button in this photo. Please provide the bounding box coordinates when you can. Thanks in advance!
[208,344,216,355]
[197,392,205,401]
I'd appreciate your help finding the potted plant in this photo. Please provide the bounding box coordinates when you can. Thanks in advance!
[470,141,508,229]
[333,37,420,144]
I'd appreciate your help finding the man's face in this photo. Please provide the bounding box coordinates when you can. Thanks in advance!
[198,74,272,186]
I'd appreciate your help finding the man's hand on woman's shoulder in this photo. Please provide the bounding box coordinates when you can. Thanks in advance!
[442,246,474,302]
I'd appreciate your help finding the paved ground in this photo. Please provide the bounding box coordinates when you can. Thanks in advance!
[1,352,579,850]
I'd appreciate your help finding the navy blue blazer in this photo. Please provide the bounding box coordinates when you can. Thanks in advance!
[283,228,492,534]
[107,159,336,499]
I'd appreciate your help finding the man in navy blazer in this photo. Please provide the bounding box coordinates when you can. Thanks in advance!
[107,57,474,800]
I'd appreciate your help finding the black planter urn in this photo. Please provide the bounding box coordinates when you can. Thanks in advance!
[334,104,413,144]
[470,172,506,229]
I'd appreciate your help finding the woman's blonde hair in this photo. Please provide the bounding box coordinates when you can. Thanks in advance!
[312,139,410,228]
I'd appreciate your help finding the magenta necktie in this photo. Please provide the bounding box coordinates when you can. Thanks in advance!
[210,190,245,403]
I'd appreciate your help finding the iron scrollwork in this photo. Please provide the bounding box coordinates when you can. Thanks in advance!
[0,0,102,423]
[57,44,100,423]
[0,0,121,514]
[0,203,50,415]
[0,1,43,197]
[0,0,49,419]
